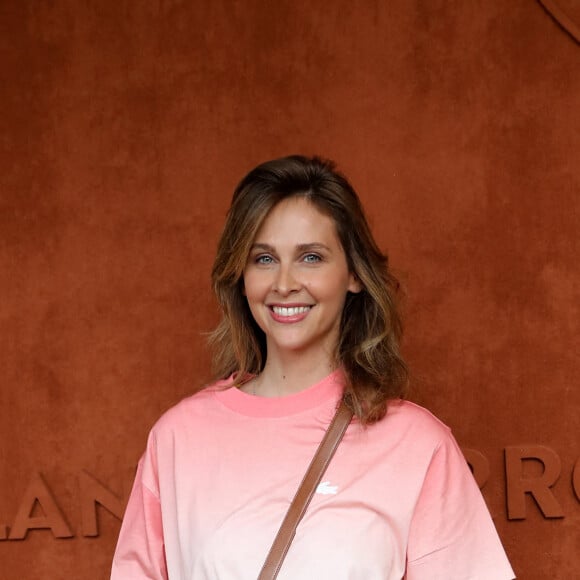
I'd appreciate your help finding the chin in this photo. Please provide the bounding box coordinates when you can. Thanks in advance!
[270,336,333,356]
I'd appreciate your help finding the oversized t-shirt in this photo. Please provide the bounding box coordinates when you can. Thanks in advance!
[111,370,515,579]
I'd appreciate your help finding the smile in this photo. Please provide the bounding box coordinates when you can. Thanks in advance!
[271,306,312,317]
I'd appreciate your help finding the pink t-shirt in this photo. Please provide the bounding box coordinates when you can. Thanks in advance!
[111,371,515,579]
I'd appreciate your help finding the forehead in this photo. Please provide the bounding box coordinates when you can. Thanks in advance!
[253,197,339,242]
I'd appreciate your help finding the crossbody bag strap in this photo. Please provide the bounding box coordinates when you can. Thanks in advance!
[257,399,354,580]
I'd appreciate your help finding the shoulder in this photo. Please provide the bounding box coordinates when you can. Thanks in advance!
[385,399,452,441]
[360,399,462,465]
[150,376,236,437]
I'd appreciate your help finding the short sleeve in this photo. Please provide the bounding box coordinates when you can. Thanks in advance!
[406,431,515,580]
[110,438,168,580]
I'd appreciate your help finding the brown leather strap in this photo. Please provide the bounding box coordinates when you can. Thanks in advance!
[257,400,354,580]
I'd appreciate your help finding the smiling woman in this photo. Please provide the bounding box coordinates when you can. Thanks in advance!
[110,156,515,580]
[210,156,408,423]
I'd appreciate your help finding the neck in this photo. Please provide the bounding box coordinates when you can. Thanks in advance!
[253,350,336,397]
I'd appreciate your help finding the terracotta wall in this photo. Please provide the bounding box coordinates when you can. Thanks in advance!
[1,1,579,578]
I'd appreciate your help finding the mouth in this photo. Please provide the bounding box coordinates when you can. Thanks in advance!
[270,305,313,317]
[267,304,314,323]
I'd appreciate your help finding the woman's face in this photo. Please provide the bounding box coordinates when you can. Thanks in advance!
[243,197,361,363]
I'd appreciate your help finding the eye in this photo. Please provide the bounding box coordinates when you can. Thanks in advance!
[255,254,274,265]
[303,253,322,263]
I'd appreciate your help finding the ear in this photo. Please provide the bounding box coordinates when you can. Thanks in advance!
[348,273,363,294]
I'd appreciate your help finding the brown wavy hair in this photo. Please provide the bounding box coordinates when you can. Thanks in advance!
[209,155,408,424]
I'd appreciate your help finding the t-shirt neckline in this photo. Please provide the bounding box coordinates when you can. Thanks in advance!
[213,369,344,418]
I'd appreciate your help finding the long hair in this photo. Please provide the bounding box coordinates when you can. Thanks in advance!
[209,155,408,424]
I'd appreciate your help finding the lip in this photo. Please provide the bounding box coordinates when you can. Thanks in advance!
[267,303,314,324]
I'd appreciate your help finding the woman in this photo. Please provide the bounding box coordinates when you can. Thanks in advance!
[111,156,515,579]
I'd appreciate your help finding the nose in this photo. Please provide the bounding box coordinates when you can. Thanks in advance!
[272,262,300,296]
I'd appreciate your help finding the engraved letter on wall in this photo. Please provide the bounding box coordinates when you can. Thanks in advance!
[79,470,125,537]
[8,473,73,539]
[505,445,565,520]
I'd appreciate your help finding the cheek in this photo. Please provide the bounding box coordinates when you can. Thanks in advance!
[309,275,351,302]
[242,272,267,301]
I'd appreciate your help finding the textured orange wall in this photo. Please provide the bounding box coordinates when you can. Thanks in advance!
[1,1,579,578]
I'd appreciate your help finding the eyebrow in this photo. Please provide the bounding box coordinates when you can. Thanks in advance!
[249,242,332,253]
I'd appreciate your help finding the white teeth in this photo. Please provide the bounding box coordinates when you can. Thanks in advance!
[272,306,311,317]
